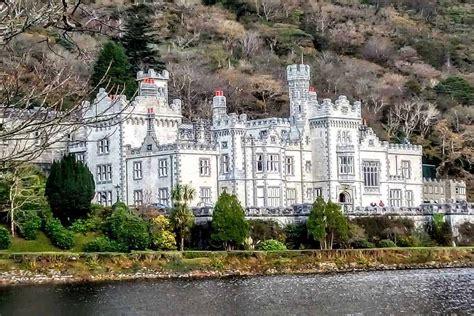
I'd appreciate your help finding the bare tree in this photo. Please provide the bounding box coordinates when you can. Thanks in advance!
[240,30,261,58]
[385,98,439,140]
[0,0,118,48]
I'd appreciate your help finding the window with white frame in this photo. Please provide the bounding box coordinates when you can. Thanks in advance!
[406,190,414,207]
[256,154,264,172]
[256,186,265,207]
[96,164,112,182]
[285,156,294,175]
[97,191,112,206]
[75,152,85,163]
[158,188,169,206]
[267,154,279,172]
[455,187,465,195]
[199,158,211,176]
[286,188,297,205]
[338,155,354,175]
[306,188,314,202]
[389,189,402,207]
[363,161,380,187]
[200,187,212,205]
[314,188,322,198]
[221,154,230,174]
[133,190,143,206]
[305,160,312,173]
[267,187,280,207]
[401,160,411,179]
[98,138,110,154]
[133,161,143,180]
[158,159,168,177]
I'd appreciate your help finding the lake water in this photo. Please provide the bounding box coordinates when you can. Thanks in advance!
[0,268,472,315]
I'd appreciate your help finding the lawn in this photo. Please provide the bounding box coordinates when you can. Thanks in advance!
[4,232,99,253]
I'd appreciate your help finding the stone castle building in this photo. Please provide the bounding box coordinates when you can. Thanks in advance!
[67,63,466,209]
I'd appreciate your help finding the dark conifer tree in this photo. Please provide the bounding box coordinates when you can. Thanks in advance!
[91,41,137,99]
[45,154,95,225]
[121,4,165,73]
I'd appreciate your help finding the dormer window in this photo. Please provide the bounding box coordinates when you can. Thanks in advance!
[147,144,152,151]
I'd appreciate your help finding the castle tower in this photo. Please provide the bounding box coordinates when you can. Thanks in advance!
[136,69,170,102]
[212,90,227,123]
[287,64,311,123]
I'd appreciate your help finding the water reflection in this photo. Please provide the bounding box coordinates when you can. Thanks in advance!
[0,268,472,315]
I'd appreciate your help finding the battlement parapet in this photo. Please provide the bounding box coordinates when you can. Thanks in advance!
[313,96,361,118]
[246,117,291,128]
[137,69,169,80]
[387,143,422,152]
[287,64,310,81]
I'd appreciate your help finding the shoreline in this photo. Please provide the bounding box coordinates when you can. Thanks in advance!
[0,248,472,286]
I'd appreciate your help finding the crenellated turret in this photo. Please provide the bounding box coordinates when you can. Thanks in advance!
[212,90,227,123]
[137,69,169,100]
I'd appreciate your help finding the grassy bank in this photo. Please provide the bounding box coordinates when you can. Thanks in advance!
[0,247,472,285]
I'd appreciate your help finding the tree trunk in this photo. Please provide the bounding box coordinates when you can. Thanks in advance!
[180,235,184,251]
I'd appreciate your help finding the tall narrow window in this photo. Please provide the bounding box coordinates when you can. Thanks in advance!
[267,154,279,172]
[199,158,211,176]
[406,190,413,207]
[305,160,312,173]
[158,159,168,177]
[401,160,411,179]
[221,154,230,174]
[338,156,354,175]
[256,186,265,207]
[286,188,297,205]
[98,138,110,154]
[200,187,212,205]
[267,187,280,207]
[158,188,169,206]
[285,156,294,175]
[256,154,264,172]
[133,190,143,206]
[133,161,143,180]
[75,153,85,163]
[314,188,322,198]
[363,161,380,187]
[306,188,314,202]
[389,189,402,207]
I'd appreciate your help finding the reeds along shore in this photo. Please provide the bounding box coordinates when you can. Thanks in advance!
[0,248,472,285]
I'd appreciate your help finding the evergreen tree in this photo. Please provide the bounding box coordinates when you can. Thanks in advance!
[307,197,348,249]
[170,184,195,251]
[434,76,474,105]
[121,4,165,73]
[211,192,249,250]
[91,41,137,99]
[45,154,95,225]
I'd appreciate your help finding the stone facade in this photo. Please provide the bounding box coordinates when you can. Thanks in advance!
[68,63,465,209]
[423,178,467,203]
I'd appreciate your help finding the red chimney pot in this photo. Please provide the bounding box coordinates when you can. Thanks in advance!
[309,86,316,92]
[215,90,224,97]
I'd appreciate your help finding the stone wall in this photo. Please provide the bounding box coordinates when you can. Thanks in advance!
[187,202,474,238]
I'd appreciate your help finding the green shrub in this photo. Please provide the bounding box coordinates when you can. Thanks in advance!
[17,211,42,240]
[0,227,11,249]
[378,239,397,248]
[104,209,150,251]
[44,218,75,250]
[83,237,127,252]
[256,239,287,251]
[249,219,286,244]
[352,239,375,249]
[70,217,102,234]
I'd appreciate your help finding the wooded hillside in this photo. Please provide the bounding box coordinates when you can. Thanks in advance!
[1,0,472,198]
